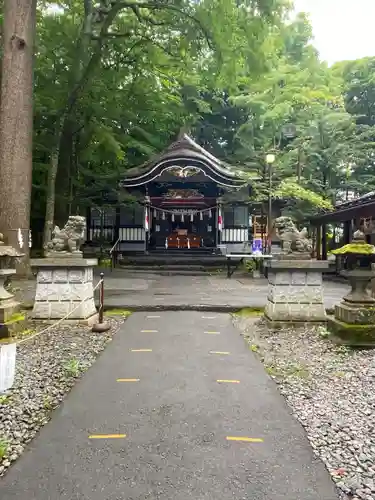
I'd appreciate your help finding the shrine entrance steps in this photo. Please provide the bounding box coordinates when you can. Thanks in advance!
[117,250,228,276]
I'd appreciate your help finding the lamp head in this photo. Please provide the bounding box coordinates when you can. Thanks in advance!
[266,153,276,164]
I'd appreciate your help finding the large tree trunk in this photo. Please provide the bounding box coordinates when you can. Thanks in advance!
[0,0,37,275]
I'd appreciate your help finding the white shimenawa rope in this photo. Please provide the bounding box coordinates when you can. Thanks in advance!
[17,279,104,346]
[149,205,217,216]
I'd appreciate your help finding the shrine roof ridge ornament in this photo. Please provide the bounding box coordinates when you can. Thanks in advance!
[120,134,246,188]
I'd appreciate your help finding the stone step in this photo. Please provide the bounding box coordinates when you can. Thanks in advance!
[118,264,225,272]
[115,268,224,276]
[118,258,227,267]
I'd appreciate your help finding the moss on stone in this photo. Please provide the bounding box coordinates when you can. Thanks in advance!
[328,316,375,346]
[331,243,375,255]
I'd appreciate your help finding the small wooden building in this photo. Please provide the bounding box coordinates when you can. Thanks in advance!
[86,134,274,254]
[311,191,375,259]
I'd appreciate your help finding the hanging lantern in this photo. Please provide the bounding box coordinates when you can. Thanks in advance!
[172,213,175,222]
[209,209,212,218]
[162,210,166,220]
[181,213,184,223]
[153,208,157,218]
[190,212,194,222]
[200,211,203,221]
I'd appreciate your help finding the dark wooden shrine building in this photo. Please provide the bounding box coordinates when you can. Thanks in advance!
[311,191,375,259]
[87,134,269,253]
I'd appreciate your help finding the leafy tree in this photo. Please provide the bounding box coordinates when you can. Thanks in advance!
[228,12,375,220]
[32,0,290,251]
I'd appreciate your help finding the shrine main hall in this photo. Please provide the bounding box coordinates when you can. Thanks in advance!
[87,134,267,254]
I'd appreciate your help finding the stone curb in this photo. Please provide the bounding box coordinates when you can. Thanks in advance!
[103,304,335,314]
[21,301,335,315]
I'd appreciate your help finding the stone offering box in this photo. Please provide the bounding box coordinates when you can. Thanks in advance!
[265,259,329,324]
[31,257,98,324]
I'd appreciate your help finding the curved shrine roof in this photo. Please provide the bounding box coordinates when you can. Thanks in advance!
[120,134,245,188]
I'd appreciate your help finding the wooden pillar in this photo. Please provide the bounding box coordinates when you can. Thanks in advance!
[216,206,220,247]
[343,220,351,244]
[322,223,327,260]
[115,206,120,242]
[86,207,91,242]
[311,226,316,258]
[316,225,322,260]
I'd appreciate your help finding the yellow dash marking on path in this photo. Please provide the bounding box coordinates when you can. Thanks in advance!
[202,316,216,319]
[205,331,220,335]
[141,330,158,333]
[209,351,230,355]
[117,378,140,382]
[217,380,240,384]
[147,315,160,318]
[89,434,126,439]
[226,437,263,443]
[131,349,152,352]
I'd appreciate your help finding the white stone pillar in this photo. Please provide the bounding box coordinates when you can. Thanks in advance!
[31,257,98,324]
[265,259,329,323]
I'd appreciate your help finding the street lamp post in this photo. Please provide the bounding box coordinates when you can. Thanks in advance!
[265,153,276,254]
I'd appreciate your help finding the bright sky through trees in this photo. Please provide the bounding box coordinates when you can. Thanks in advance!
[294,0,375,64]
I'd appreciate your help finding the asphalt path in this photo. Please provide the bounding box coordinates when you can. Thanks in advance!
[0,312,339,499]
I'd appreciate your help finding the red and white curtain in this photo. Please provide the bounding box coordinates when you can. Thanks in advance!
[144,205,149,231]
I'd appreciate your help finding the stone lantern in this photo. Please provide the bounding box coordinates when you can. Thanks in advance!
[0,233,24,336]
[329,230,375,345]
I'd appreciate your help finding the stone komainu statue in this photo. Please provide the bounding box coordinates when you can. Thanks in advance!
[273,216,312,254]
[47,216,86,254]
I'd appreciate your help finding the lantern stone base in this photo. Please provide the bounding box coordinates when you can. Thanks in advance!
[328,302,375,346]
[31,257,98,323]
[328,268,375,346]
[264,259,329,324]
[328,316,375,346]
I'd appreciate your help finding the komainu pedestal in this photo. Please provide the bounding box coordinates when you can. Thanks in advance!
[31,257,98,324]
[265,259,329,324]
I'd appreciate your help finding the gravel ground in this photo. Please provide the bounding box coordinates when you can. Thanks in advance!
[0,316,126,476]
[234,316,375,500]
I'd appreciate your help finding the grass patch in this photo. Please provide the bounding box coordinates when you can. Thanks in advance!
[98,258,112,268]
[233,307,264,317]
[0,395,11,405]
[265,362,310,379]
[5,312,26,325]
[63,358,81,377]
[0,437,9,459]
[104,309,132,317]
